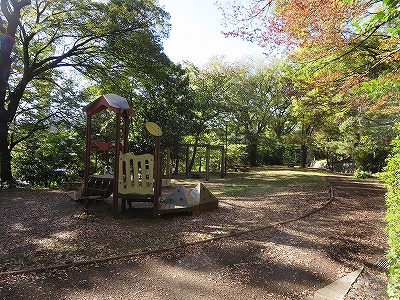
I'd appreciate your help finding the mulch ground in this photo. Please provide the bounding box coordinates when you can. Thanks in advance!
[0,172,389,299]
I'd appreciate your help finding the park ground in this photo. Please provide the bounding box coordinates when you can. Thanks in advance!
[0,166,389,299]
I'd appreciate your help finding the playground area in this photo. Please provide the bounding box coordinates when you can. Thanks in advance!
[1,167,335,272]
[75,94,223,219]
[0,94,388,298]
[0,167,388,299]
[0,92,390,297]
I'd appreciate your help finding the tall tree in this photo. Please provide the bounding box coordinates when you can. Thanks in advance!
[183,59,235,172]
[0,0,31,183]
[225,58,288,166]
[264,60,297,163]
[218,0,400,92]
[218,0,395,57]
[0,0,170,183]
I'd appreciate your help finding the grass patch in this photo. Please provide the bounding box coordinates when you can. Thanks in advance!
[198,166,329,199]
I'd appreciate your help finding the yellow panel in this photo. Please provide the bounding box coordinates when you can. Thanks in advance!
[118,153,154,195]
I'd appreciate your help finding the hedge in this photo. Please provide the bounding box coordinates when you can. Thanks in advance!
[382,123,400,298]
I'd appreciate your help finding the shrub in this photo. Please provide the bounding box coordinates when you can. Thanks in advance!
[381,123,400,298]
[353,169,372,179]
[353,143,389,173]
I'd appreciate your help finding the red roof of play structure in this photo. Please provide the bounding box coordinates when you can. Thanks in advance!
[83,94,134,116]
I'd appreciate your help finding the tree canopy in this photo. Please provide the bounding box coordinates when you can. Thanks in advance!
[0,0,174,183]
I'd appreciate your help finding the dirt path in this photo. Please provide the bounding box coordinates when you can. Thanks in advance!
[0,174,388,299]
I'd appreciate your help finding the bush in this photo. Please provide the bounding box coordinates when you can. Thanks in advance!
[353,169,372,179]
[353,143,389,173]
[381,123,400,298]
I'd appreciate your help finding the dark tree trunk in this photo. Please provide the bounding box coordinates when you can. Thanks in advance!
[248,141,258,166]
[0,116,12,182]
[276,145,285,165]
[300,144,308,168]
[0,0,32,183]
[188,143,198,173]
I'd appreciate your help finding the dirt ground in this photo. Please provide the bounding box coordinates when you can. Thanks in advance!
[0,172,389,299]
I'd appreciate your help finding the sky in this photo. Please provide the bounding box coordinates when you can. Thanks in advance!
[158,0,266,66]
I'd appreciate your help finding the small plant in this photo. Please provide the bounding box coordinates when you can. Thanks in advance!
[353,169,372,179]
[387,249,400,298]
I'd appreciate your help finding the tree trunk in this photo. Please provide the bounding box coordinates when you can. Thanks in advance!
[0,115,12,182]
[248,141,258,166]
[0,0,32,183]
[300,144,308,168]
[188,144,198,172]
[276,145,285,165]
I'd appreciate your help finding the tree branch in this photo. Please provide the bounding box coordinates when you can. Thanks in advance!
[9,111,56,150]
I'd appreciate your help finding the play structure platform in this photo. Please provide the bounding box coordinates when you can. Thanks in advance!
[74,177,218,217]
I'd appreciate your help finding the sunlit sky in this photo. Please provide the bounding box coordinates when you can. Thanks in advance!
[158,0,266,66]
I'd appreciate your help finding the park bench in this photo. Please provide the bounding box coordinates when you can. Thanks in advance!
[234,164,250,172]
[189,172,201,178]
[285,163,295,167]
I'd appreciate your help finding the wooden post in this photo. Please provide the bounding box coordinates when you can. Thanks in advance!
[185,145,190,175]
[205,145,210,181]
[166,148,171,179]
[119,113,129,213]
[113,111,121,218]
[123,114,129,154]
[153,135,161,219]
[158,152,162,196]
[221,146,225,178]
[84,114,92,195]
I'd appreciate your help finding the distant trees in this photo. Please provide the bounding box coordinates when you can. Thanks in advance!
[225,58,297,166]
[179,53,397,170]
[217,0,400,170]
[181,57,299,167]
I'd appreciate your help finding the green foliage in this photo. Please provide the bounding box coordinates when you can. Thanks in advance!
[353,168,372,179]
[382,122,400,298]
[349,0,400,37]
[3,0,398,186]
[387,248,400,298]
[351,76,398,173]
[13,126,85,187]
[352,135,391,173]
[219,58,297,166]
[1,0,173,183]
[226,144,248,167]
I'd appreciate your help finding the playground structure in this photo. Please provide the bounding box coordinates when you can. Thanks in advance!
[80,94,161,218]
[78,94,218,218]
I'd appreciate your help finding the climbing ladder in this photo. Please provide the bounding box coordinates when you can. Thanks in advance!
[78,175,114,213]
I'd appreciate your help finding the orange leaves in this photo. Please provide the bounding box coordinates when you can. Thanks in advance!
[272,0,366,59]
[219,0,368,59]
[378,36,400,62]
